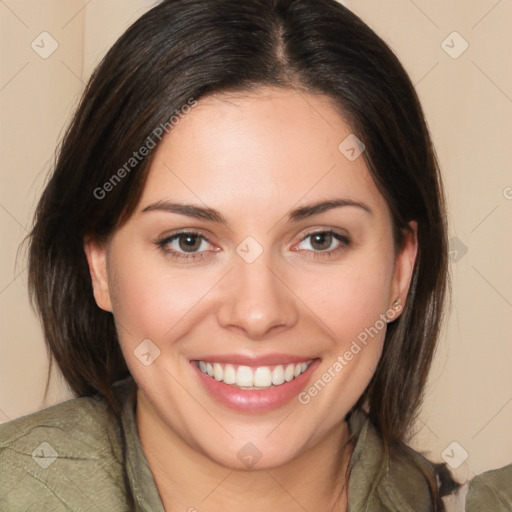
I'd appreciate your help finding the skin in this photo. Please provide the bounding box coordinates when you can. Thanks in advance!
[85,87,418,511]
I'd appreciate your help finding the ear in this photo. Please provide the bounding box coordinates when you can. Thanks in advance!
[83,236,113,312]
[388,221,418,318]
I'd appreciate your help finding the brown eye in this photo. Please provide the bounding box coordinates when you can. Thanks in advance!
[178,234,202,252]
[293,230,351,260]
[309,232,334,251]
[156,231,215,261]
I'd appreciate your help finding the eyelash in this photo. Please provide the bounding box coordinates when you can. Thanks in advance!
[156,229,351,262]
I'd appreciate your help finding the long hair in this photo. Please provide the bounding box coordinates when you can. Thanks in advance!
[28,0,451,507]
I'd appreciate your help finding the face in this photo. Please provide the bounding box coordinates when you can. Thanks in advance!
[85,87,417,470]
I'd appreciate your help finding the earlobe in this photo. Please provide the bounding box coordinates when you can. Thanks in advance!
[388,221,418,318]
[83,236,113,312]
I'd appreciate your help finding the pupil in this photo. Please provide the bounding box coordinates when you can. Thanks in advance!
[312,233,331,251]
[179,235,200,252]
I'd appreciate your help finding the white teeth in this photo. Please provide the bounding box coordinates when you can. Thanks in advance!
[236,366,254,387]
[254,367,272,387]
[213,363,223,381]
[284,364,295,382]
[223,364,236,384]
[197,360,313,389]
[271,365,285,385]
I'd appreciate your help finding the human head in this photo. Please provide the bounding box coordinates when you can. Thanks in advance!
[28,0,448,450]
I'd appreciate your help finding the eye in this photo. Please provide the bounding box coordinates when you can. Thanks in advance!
[293,230,351,259]
[156,231,216,261]
[156,229,351,263]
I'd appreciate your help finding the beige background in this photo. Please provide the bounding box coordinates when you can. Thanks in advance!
[1,0,511,482]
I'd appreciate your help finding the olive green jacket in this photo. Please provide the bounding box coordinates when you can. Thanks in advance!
[0,377,510,511]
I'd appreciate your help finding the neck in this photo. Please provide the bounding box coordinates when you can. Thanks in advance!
[136,390,353,512]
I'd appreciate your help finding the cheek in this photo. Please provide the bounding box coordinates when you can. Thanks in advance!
[291,247,394,409]
[106,245,220,349]
[298,252,394,343]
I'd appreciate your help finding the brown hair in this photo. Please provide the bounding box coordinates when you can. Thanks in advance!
[28,0,452,507]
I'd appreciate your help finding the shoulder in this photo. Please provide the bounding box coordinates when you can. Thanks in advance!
[348,409,439,512]
[466,463,512,511]
[348,410,512,511]
[442,463,512,512]
[0,392,131,511]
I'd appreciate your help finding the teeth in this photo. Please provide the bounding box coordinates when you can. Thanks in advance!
[197,360,313,389]
[254,367,272,387]
[284,364,295,382]
[213,363,223,381]
[223,364,236,384]
[272,365,285,385]
[236,366,253,387]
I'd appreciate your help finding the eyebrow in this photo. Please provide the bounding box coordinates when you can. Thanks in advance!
[140,198,372,225]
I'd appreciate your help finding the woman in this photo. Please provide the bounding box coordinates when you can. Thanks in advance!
[0,0,509,510]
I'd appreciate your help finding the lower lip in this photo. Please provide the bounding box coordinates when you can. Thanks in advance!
[191,359,321,413]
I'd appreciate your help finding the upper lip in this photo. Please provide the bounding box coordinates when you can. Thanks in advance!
[191,353,319,367]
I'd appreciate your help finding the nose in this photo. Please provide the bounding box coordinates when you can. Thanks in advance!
[216,253,299,340]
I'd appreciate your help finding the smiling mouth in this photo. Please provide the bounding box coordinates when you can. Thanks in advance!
[194,360,314,390]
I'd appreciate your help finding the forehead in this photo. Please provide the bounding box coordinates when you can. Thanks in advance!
[137,87,389,221]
